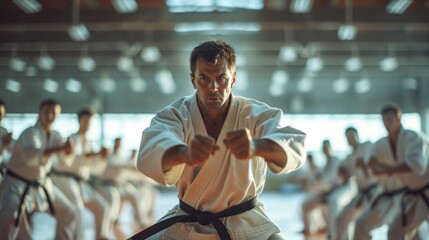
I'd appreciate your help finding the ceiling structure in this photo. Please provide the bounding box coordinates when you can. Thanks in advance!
[1,0,429,115]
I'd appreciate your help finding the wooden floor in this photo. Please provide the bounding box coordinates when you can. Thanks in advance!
[31,188,419,240]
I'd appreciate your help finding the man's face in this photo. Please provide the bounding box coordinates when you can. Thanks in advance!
[191,58,236,111]
[39,104,61,128]
[382,112,401,134]
[79,115,92,133]
[346,131,358,146]
[0,105,5,121]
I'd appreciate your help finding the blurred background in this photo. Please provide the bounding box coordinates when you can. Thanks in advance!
[2,1,429,239]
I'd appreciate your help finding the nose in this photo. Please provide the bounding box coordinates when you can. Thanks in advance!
[208,80,219,91]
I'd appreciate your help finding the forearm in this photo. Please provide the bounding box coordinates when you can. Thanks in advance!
[161,145,188,172]
[373,162,413,175]
[253,139,287,169]
[44,145,66,156]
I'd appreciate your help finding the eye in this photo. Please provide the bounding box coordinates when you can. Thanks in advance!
[199,76,208,82]
[217,75,227,84]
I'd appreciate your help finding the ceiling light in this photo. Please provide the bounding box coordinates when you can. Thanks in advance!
[306,56,323,72]
[333,77,349,93]
[100,75,116,93]
[235,69,249,91]
[6,79,21,93]
[130,77,147,92]
[13,0,41,13]
[156,69,176,94]
[44,78,59,93]
[25,66,37,76]
[379,56,398,72]
[174,22,261,33]
[344,56,362,72]
[387,0,412,14]
[69,24,90,41]
[290,0,313,13]
[117,56,134,72]
[112,0,138,13]
[141,46,161,62]
[355,78,371,94]
[66,78,82,93]
[9,57,26,72]
[297,78,313,92]
[403,78,418,90]
[272,70,289,85]
[78,56,96,72]
[269,84,284,97]
[38,55,55,71]
[337,24,357,41]
[279,46,297,62]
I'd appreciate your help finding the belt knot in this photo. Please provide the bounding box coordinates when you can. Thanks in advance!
[197,211,213,225]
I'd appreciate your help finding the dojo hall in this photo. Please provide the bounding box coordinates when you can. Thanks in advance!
[1,1,429,240]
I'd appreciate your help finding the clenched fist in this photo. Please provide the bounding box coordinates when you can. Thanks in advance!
[187,135,219,166]
[223,128,255,160]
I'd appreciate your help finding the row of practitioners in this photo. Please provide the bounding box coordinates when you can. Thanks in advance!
[0,99,158,240]
[297,104,429,240]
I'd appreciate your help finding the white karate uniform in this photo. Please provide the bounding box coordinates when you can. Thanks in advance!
[354,127,428,240]
[137,94,306,240]
[51,132,116,239]
[0,126,14,183]
[0,122,79,240]
[334,141,382,240]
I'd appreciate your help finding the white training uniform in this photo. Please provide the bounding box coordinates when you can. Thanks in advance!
[137,94,306,240]
[0,125,14,183]
[354,126,424,240]
[334,141,382,240]
[0,122,79,240]
[51,132,116,239]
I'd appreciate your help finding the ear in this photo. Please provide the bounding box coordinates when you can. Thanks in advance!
[230,71,236,88]
[190,73,196,89]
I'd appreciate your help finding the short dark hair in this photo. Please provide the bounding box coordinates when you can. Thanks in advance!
[0,99,5,107]
[380,103,402,117]
[345,127,358,135]
[190,39,236,75]
[77,106,95,119]
[39,98,60,110]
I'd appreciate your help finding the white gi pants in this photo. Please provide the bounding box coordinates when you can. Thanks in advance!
[0,173,79,240]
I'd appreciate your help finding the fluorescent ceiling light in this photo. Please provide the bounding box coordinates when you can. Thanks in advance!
[100,75,116,92]
[156,69,176,94]
[25,66,37,76]
[279,46,297,62]
[13,0,41,13]
[112,0,138,13]
[333,77,349,93]
[6,79,21,93]
[38,55,55,71]
[166,0,263,12]
[379,56,398,72]
[297,78,313,92]
[141,46,161,62]
[66,78,82,93]
[117,56,134,72]
[9,57,26,72]
[271,70,289,85]
[355,78,371,94]
[387,0,412,14]
[306,57,323,72]
[235,69,249,91]
[337,24,357,41]
[130,77,147,92]
[174,22,261,33]
[44,79,59,93]
[68,24,90,41]
[78,56,96,72]
[344,56,362,72]
[269,84,284,97]
[290,0,313,13]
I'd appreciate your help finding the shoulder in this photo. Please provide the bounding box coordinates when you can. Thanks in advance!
[235,96,282,116]
[157,95,192,115]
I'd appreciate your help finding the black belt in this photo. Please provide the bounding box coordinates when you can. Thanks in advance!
[401,183,429,226]
[370,187,407,209]
[6,169,56,227]
[356,182,379,207]
[128,197,258,240]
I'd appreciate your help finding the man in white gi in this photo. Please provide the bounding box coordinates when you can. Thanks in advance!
[333,127,381,240]
[354,103,429,240]
[0,98,79,239]
[132,39,307,240]
[51,107,117,240]
[0,99,14,182]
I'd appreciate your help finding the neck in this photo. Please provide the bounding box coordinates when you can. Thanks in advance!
[199,96,231,126]
[388,126,401,141]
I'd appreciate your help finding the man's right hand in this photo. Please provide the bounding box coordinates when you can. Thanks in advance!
[187,135,219,166]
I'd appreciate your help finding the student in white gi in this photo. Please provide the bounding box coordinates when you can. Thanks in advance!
[51,107,116,240]
[333,127,381,240]
[0,99,14,181]
[354,104,429,240]
[132,39,307,240]
[0,98,79,240]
